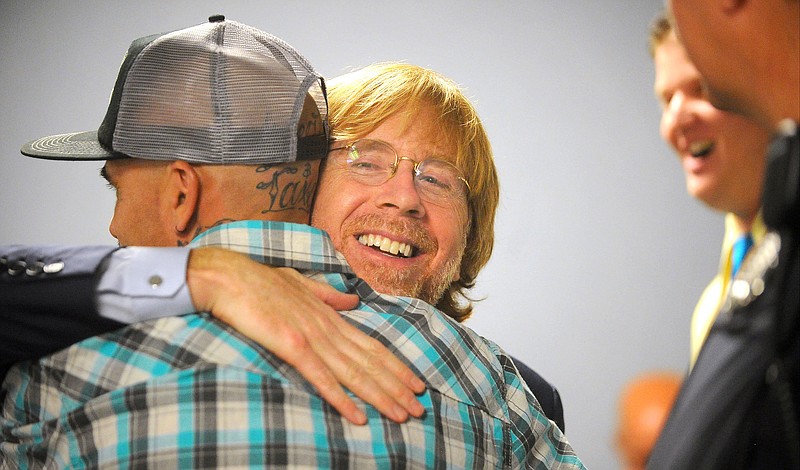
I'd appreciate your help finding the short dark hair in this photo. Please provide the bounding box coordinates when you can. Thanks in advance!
[648,11,673,58]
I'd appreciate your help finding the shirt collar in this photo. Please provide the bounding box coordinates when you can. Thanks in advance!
[188,220,354,275]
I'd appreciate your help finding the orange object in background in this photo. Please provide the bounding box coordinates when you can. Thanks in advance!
[615,371,683,470]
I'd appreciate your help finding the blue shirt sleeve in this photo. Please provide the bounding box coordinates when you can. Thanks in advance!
[96,247,195,323]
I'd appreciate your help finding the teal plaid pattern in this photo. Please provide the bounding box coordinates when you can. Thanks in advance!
[1,221,584,469]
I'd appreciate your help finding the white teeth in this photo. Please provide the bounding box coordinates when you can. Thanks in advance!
[688,140,714,157]
[357,234,414,258]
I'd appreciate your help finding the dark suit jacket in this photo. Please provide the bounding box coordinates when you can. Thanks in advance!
[648,126,799,470]
[1,245,566,433]
[0,246,124,380]
[512,356,566,433]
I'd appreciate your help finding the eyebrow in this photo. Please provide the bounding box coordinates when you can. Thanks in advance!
[99,165,113,185]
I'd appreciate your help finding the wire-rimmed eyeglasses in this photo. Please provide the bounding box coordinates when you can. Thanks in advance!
[328,139,470,205]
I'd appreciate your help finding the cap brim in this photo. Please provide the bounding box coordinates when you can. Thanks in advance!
[20,130,123,161]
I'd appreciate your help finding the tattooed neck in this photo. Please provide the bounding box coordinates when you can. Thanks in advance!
[255,162,317,214]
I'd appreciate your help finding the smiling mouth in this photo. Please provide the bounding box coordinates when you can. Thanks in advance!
[357,234,415,258]
[689,140,715,158]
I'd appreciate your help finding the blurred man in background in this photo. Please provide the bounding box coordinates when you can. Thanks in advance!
[648,12,771,368]
[649,1,799,467]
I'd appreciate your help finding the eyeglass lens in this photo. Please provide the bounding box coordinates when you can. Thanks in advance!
[344,140,467,202]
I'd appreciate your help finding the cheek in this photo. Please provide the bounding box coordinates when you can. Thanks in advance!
[659,113,674,146]
[726,118,769,154]
[312,171,361,238]
[432,202,469,255]
[310,201,338,242]
[109,192,158,245]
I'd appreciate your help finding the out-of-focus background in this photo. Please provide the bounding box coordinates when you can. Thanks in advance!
[1,1,723,467]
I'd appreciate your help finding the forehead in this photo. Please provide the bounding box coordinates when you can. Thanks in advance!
[103,158,165,184]
[102,158,136,180]
[101,160,125,184]
[365,106,457,161]
[653,34,700,94]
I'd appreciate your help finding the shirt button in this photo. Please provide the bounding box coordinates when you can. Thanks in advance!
[149,275,163,289]
[43,261,65,274]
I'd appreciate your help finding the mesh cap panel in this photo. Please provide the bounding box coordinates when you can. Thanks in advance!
[21,17,328,164]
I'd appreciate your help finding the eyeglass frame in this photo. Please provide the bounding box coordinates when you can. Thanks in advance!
[327,139,471,204]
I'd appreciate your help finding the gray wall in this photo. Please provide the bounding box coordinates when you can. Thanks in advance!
[0,1,724,467]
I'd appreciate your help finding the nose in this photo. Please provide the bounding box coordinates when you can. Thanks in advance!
[108,205,123,243]
[108,216,119,242]
[374,159,426,218]
[660,91,696,150]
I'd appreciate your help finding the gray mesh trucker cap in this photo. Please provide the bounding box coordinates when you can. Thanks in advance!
[21,15,329,164]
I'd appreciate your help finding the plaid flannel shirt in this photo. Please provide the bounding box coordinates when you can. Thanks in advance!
[1,221,584,469]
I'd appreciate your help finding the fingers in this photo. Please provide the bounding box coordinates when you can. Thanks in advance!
[304,309,427,423]
[349,324,426,396]
[263,323,368,425]
[286,270,359,311]
[342,338,427,420]
[275,270,427,419]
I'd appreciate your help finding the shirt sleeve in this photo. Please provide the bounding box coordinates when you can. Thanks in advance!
[96,247,195,323]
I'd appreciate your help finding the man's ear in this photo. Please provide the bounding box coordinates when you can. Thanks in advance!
[166,160,200,235]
